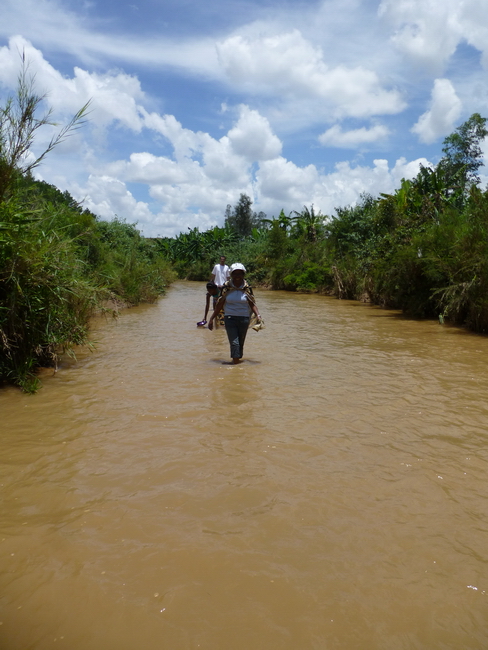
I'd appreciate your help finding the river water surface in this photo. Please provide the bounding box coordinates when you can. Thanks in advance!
[1,281,488,649]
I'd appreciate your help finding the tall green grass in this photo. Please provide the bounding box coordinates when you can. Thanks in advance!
[0,178,175,391]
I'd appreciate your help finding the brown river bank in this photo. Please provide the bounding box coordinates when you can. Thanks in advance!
[1,281,488,649]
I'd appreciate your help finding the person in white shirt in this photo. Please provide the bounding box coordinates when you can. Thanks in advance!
[210,256,230,287]
[208,263,261,364]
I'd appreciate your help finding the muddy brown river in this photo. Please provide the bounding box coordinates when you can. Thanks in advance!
[1,281,488,649]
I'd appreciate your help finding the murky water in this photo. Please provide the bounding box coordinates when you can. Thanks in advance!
[1,281,488,649]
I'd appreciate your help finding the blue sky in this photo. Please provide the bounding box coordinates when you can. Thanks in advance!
[1,0,488,236]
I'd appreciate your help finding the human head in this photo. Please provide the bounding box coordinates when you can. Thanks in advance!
[229,263,246,279]
[219,256,226,265]
[206,281,218,294]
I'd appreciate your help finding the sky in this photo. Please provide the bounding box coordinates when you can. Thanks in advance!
[1,0,488,237]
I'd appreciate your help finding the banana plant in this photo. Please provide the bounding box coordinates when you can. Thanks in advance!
[292,205,326,242]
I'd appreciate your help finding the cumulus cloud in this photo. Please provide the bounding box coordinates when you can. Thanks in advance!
[379,0,488,72]
[257,157,319,204]
[77,175,154,225]
[104,153,187,185]
[71,107,431,237]
[216,30,405,119]
[411,79,462,143]
[227,106,282,160]
[255,155,430,219]
[0,36,146,133]
[318,124,390,148]
[70,172,223,237]
[140,110,252,186]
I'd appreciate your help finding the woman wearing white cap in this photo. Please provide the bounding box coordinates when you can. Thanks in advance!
[208,263,262,364]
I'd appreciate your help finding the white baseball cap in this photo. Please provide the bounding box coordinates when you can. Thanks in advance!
[229,263,246,274]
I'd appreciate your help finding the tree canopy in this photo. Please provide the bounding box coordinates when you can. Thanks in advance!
[224,193,266,238]
[439,112,488,191]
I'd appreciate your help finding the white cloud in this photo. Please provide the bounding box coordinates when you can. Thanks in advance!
[140,110,252,186]
[390,156,432,186]
[78,175,151,222]
[227,106,282,160]
[199,135,250,185]
[462,0,488,69]
[104,153,188,185]
[0,0,222,76]
[254,155,431,219]
[67,68,145,131]
[0,36,146,133]
[68,111,431,237]
[216,30,405,119]
[411,79,462,144]
[71,173,231,237]
[379,0,488,72]
[257,157,319,204]
[319,124,390,148]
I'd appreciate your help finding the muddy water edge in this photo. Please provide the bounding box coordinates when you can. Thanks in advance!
[1,281,488,650]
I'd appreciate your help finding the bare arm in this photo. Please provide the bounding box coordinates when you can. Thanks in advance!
[248,298,261,320]
[203,294,211,321]
[208,296,226,331]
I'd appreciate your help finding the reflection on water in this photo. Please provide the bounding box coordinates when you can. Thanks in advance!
[1,281,488,649]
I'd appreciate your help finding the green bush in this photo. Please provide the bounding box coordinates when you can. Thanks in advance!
[0,193,101,391]
[0,190,176,391]
[283,262,331,292]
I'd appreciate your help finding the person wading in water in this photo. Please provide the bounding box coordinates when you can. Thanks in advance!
[208,263,261,364]
[197,282,220,327]
[210,255,230,289]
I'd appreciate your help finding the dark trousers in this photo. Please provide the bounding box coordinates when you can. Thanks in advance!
[224,315,250,359]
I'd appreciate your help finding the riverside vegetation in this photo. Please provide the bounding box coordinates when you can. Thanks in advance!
[159,113,488,334]
[0,65,174,392]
